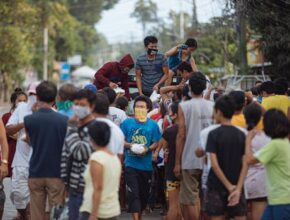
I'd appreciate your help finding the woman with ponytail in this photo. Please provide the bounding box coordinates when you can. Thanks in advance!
[243,103,270,220]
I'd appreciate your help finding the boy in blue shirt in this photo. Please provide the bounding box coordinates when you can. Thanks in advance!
[121,95,161,220]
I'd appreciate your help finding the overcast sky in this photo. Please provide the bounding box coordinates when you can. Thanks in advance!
[95,0,224,44]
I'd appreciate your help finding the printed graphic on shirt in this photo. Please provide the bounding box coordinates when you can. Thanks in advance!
[129,128,148,157]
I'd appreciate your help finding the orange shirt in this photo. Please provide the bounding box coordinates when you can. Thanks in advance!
[232,113,263,130]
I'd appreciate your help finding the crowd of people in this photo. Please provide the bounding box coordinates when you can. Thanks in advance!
[0,35,290,220]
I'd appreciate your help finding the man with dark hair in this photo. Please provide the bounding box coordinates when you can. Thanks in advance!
[61,89,96,220]
[93,93,125,157]
[260,81,275,98]
[94,54,134,98]
[24,81,68,220]
[261,78,290,117]
[174,73,213,220]
[121,95,161,220]
[136,36,169,97]
[103,87,127,126]
[165,38,198,85]
[56,83,77,118]
[205,95,247,219]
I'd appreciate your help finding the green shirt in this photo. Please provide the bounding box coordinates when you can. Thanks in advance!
[254,138,290,205]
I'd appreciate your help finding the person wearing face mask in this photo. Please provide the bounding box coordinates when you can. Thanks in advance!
[60,89,96,220]
[135,36,169,97]
[5,83,38,220]
[120,95,161,220]
[94,54,134,99]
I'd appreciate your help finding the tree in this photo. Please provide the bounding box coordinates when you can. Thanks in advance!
[229,0,290,79]
[131,0,158,38]
[0,0,38,100]
[67,0,119,26]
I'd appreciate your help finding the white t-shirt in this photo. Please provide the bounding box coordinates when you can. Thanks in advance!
[109,107,127,127]
[7,102,32,167]
[80,151,121,218]
[95,117,124,155]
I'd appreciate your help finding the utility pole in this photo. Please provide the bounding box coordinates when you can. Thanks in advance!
[180,1,184,40]
[192,0,198,30]
[43,26,48,80]
[236,1,247,75]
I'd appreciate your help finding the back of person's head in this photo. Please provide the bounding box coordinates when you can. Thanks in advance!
[73,89,96,106]
[144,35,158,47]
[115,96,129,111]
[251,86,259,96]
[133,95,153,112]
[36,81,57,103]
[103,87,117,105]
[88,121,111,147]
[244,103,262,131]
[185,38,197,49]
[228,90,245,112]
[84,83,97,94]
[260,81,275,95]
[94,93,110,115]
[263,109,290,139]
[177,62,192,73]
[214,95,235,119]
[188,72,207,95]
[274,77,288,95]
[58,83,77,101]
[169,101,179,115]
[182,85,191,101]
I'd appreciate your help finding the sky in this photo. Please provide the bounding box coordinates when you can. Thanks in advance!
[95,0,224,44]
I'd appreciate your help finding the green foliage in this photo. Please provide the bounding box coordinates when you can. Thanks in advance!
[231,0,290,79]
[131,0,158,36]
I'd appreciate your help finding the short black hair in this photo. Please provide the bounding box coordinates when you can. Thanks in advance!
[188,72,207,95]
[260,81,275,94]
[103,87,117,104]
[94,93,109,115]
[36,81,57,103]
[263,109,290,139]
[177,62,192,72]
[182,85,191,100]
[185,38,197,48]
[274,77,288,95]
[115,96,129,111]
[133,95,152,112]
[144,35,158,47]
[214,95,235,119]
[169,101,179,115]
[58,84,77,101]
[228,91,245,112]
[73,89,96,106]
[255,80,262,85]
[88,121,111,147]
[244,103,262,131]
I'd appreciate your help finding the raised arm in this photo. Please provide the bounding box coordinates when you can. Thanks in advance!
[165,46,179,57]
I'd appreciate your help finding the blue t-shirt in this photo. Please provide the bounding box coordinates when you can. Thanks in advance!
[121,118,161,171]
[168,52,191,69]
[24,108,68,178]
[58,108,74,119]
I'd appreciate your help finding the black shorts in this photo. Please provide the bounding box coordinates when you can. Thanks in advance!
[125,167,152,213]
[205,188,247,217]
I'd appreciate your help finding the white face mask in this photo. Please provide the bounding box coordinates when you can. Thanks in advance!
[73,105,91,119]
